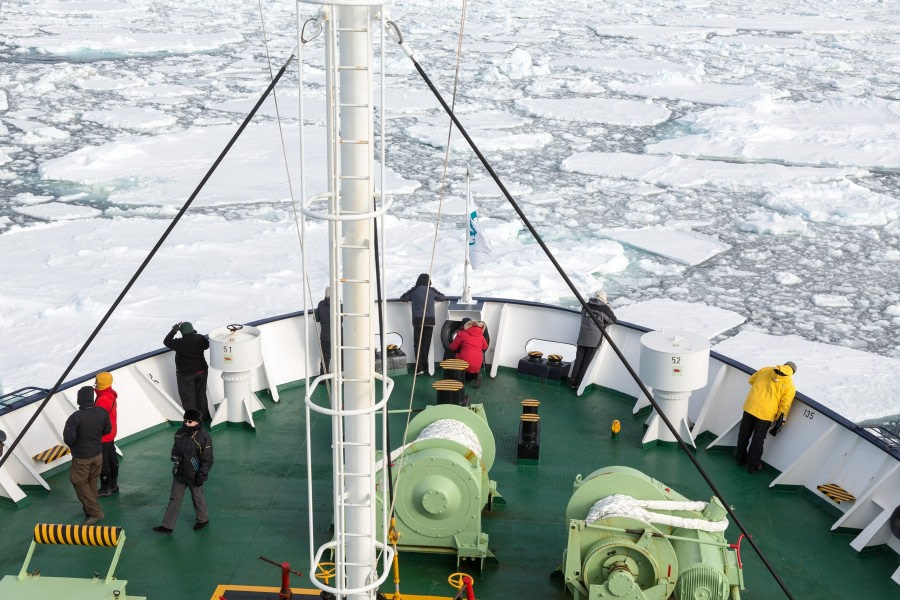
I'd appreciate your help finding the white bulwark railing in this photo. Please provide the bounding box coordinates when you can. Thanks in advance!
[0,297,898,586]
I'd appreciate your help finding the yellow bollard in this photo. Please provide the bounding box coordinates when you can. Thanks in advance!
[611,419,621,440]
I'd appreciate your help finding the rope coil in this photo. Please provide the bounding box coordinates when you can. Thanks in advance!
[379,418,482,472]
[586,494,729,533]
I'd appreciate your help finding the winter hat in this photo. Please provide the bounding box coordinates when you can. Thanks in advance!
[592,290,608,304]
[95,372,113,391]
[461,317,472,325]
[183,408,203,422]
[324,286,330,299]
[77,386,95,408]
[783,361,797,376]
[179,322,195,335]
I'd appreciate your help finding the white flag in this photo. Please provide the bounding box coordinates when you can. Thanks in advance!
[468,202,491,269]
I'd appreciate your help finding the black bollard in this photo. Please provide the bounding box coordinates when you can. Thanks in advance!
[433,379,465,405]
[440,358,469,383]
[517,400,541,463]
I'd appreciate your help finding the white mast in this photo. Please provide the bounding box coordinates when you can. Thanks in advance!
[299,1,394,599]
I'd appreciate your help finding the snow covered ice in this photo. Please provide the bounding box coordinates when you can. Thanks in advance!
[0,0,898,425]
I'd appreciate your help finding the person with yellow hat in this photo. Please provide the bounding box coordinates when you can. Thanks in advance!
[94,372,119,497]
[735,361,797,473]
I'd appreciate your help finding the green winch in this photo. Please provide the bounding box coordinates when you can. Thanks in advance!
[376,404,500,566]
[560,466,743,600]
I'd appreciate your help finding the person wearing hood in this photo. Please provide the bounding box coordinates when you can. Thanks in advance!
[448,318,489,388]
[314,287,332,375]
[94,372,119,497]
[400,273,446,374]
[569,290,617,390]
[153,408,214,533]
[63,385,111,525]
[164,321,211,421]
[735,362,797,473]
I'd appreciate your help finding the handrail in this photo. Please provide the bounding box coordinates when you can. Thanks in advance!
[4,297,897,460]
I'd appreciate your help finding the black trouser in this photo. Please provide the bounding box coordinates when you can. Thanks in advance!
[412,324,433,372]
[569,344,600,388]
[100,441,118,488]
[735,411,771,469]
[320,339,331,375]
[177,371,209,420]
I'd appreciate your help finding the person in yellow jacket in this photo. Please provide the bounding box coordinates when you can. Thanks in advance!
[735,361,797,473]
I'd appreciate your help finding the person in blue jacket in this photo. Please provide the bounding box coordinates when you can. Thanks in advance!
[400,274,446,374]
[153,408,214,533]
[164,321,211,421]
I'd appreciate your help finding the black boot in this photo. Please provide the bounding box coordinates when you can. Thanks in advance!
[110,477,119,494]
[98,481,112,497]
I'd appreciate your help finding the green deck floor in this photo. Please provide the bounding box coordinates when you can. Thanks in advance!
[0,368,897,599]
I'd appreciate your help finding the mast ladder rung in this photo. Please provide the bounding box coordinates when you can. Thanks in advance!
[338,139,370,145]
[340,532,376,539]
[336,27,369,33]
[337,345,371,351]
[338,174,370,181]
[336,560,374,568]
[340,312,371,317]
[340,441,373,447]
[338,377,372,383]
[340,278,370,284]
[339,243,369,249]
[338,102,370,109]
[337,65,369,72]
[342,471,374,477]
[339,502,373,509]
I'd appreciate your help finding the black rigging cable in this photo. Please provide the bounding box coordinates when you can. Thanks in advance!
[0,53,295,473]
[373,211,395,504]
[386,21,795,600]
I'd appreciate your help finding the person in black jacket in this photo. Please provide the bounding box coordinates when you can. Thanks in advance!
[569,290,617,390]
[164,321,211,421]
[314,287,332,374]
[153,408,213,533]
[63,386,112,525]
[400,274,446,374]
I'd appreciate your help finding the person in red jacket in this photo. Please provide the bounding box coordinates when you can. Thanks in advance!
[94,371,119,497]
[448,319,488,388]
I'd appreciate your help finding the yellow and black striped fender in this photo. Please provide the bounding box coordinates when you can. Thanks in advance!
[33,523,122,547]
